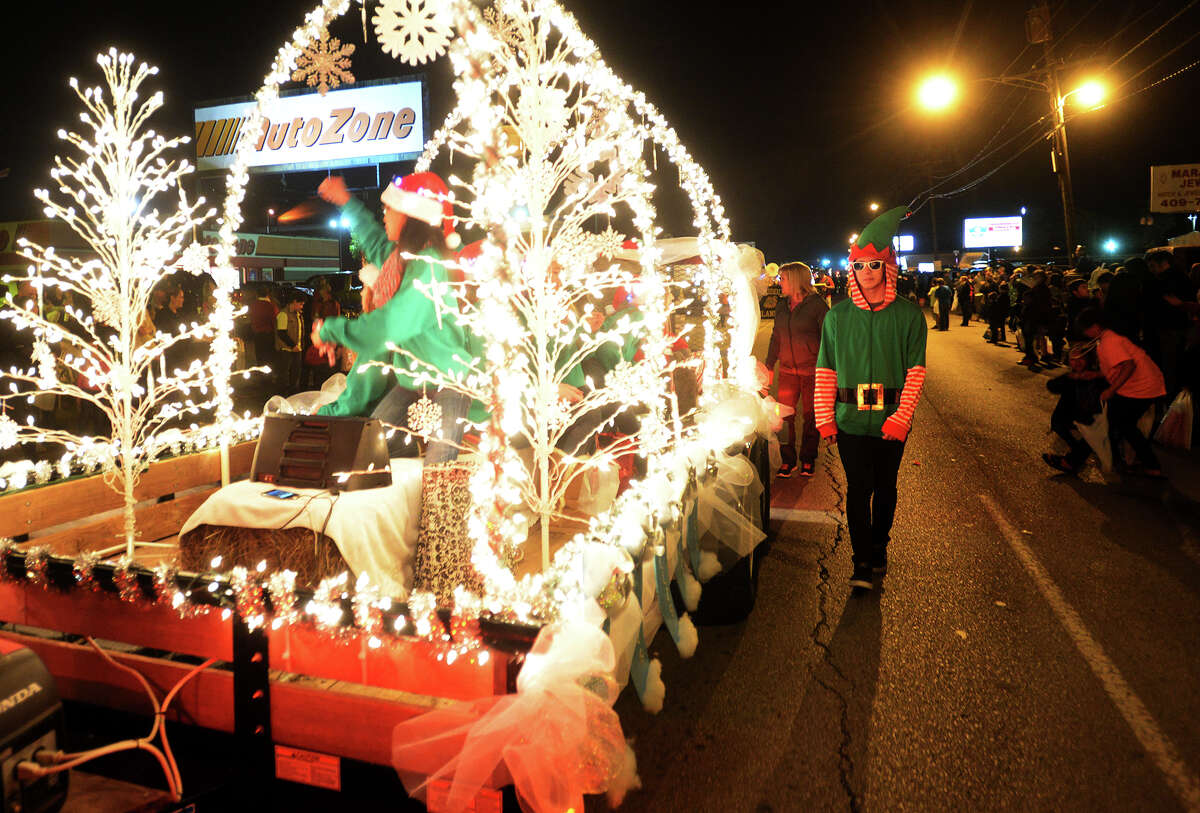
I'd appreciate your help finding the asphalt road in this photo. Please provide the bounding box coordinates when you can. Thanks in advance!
[608,309,1200,812]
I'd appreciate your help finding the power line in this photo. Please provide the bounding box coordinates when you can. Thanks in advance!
[1104,0,1200,72]
[913,49,1200,213]
[1113,26,1200,93]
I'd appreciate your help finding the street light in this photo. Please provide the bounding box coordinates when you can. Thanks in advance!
[849,233,858,244]
[1103,238,1118,254]
[868,202,880,213]
[267,208,275,234]
[917,75,957,111]
[1068,80,1105,108]
[914,69,1106,261]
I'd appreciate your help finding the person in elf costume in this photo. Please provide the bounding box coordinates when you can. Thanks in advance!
[815,205,927,590]
[313,172,474,464]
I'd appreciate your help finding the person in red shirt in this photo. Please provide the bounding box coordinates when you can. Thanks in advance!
[1078,308,1166,478]
[248,284,279,370]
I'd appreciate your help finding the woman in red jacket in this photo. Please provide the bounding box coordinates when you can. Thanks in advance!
[763,262,829,477]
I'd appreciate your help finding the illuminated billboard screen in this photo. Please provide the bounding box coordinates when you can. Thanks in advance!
[194,79,426,173]
[963,216,1023,248]
[892,234,915,253]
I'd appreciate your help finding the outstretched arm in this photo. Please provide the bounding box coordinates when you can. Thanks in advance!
[881,314,929,442]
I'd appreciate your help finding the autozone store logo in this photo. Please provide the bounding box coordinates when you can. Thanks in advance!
[195,106,417,159]
[192,81,424,171]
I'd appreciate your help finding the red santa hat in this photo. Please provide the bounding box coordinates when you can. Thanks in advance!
[380,171,461,249]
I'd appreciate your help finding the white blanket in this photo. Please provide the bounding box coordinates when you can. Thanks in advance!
[178,459,424,598]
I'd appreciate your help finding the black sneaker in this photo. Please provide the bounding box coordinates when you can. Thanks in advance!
[799,461,815,477]
[777,462,795,478]
[1042,453,1077,475]
[871,549,888,576]
[849,562,874,590]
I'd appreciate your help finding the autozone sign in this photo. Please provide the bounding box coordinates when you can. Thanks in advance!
[1150,163,1200,213]
[194,79,425,173]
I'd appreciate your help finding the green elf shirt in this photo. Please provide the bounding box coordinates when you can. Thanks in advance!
[317,198,475,417]
[814,296,927,441]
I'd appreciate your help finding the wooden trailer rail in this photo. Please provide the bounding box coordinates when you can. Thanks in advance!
[0,441,257,556]
[0,555,537,798]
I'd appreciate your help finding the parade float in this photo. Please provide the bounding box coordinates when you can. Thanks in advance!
[0,0,777,808]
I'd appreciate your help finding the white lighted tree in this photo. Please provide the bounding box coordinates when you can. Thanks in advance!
[0,50,230,557]
[366,0,704,572]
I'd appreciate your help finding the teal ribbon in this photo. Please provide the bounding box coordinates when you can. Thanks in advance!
[654,541,681,645]
[686,499,701,575]
[630,624,652,701]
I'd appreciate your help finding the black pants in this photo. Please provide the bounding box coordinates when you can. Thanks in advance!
[960,308,973,326]
[1051,396,1094,469]
[276,350,301,394]
[1108,394,1161,471]
[936,307,950,331]
[837,432,906,564]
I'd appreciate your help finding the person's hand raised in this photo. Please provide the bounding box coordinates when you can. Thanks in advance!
[317,176,351,207]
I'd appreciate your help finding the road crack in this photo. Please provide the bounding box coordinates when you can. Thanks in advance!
[809,445,862,812]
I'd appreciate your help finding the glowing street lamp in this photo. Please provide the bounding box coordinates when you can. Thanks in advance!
[869,202,880,213]
[1103,238,1119,254]
[1067,80,1105,109]
[917,75,957,111]
[849,233,858,244]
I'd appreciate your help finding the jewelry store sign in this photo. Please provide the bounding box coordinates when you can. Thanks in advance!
[1150,164,1200,213]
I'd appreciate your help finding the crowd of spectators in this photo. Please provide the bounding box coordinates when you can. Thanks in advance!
[899,251,1200,478]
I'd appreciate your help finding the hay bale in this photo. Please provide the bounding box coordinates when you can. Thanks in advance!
[179,524,351,589]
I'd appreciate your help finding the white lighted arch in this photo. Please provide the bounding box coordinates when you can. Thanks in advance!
[219,0,755,620]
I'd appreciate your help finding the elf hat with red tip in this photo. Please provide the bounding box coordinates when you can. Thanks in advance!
[381,171,461,249]
[848,205,910,264]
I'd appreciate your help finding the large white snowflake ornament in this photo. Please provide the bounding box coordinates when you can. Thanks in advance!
[515,86,569,152]
[0,414,19,450]
[373,0,453,66]
[407,394,443,439]
[292,32,356,95]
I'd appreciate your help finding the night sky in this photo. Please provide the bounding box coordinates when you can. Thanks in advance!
[2,0,1198,263]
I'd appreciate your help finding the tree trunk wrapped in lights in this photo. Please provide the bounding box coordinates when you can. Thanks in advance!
[0,49,254,557]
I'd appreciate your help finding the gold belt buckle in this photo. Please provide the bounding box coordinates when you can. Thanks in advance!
[856,383,884,411]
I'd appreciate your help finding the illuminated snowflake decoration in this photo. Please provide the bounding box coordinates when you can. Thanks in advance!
[482,6,521,50]
[32,340,56,389]
[407,394,443,439]
[91,289,123,328]
[292,31,356,95]
[0,414,18,450]
[515,85,569,151]
[373,0,452,66]
[179,241,213,276]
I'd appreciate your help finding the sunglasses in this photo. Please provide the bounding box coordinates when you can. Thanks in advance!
[850,260,885,272]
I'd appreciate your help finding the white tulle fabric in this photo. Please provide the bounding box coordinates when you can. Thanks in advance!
[392,622,635,813]
[263,373,347,416]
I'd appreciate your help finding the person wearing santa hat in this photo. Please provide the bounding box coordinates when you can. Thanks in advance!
[313,172,472,463]
[814,206,927,590]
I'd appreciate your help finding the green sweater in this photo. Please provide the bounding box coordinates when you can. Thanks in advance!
[317,198,474,417]
[815,297,927,438]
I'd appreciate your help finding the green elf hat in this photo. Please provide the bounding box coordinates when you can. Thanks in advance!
[849,205,910,264]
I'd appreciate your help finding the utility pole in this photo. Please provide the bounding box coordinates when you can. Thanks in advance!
[1028,4,1077,261]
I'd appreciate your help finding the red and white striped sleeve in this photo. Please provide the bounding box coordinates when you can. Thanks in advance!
[882,365,926,442]
[814,366,838,439]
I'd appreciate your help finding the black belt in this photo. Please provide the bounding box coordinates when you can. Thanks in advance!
[836,385,901,409]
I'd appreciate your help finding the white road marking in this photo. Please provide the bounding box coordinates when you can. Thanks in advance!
[770,507,839,525]
[980,493,1200,811]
